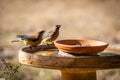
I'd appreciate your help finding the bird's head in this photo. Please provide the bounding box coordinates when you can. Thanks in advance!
[41,30,45,33]
[38,30,45,34]
[55,25,61,29]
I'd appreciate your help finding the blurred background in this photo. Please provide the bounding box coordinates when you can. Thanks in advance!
[0,0,120,80]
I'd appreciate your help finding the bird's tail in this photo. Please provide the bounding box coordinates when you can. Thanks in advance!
[11,39,22,43]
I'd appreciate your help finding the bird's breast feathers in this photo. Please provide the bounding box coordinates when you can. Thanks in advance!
[23,40,41,46]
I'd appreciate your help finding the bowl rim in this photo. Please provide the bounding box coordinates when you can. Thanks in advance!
[54,39,109,48]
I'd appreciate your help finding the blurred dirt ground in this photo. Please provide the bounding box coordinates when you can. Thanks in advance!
[0,0,120,80]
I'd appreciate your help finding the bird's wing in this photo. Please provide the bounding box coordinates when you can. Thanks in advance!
[17,35,27,39]
[17,35,38,41]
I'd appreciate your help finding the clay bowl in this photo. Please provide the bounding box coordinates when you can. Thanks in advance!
[54,39,108,54]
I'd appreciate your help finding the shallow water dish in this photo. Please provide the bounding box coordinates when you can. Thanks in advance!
[54,39,108,54]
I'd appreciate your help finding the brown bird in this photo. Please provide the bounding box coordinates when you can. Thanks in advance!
[11,30,45,47]
[41,25,61,44]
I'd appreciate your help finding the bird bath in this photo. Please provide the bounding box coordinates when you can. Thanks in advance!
[18,44,120,80]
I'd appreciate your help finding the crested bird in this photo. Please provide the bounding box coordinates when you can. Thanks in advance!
[11,30,45,47]
[41,25,61,44]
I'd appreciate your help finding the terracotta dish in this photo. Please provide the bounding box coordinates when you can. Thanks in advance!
[54,39,108,54]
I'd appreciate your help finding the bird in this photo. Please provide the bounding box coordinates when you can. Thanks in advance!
[11,30,45,47]
[41,25,61,44]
